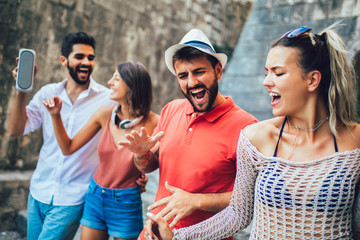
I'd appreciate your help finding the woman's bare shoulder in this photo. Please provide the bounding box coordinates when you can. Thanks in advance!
[243,117,285,152]
[145,111,160,132]
[91,105,114,127]
[350,123,360,138]
[98,105,114,112]
[337,123,360,150]
[148,111,159,123]
[94,105,113,118]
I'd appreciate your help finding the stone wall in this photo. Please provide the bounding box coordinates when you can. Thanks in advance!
[0,0,252,170]
[0,0,253,234]
[221,0,360,121]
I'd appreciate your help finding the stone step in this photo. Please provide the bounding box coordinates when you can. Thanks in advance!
[0,231,24,240]
[0,171,31,238]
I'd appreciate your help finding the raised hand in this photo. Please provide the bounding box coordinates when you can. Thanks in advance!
[12,57,37,81]
[43,96,63,116]
[118,127,164,155]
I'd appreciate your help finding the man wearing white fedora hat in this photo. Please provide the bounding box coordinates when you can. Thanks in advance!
[120,29,257,240]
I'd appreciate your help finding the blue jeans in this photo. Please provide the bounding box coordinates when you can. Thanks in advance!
[27,193,84,240]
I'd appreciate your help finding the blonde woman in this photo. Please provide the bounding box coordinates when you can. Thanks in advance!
[146,24,360,240]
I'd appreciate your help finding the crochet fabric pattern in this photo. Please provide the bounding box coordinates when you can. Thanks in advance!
[173,132,360,239]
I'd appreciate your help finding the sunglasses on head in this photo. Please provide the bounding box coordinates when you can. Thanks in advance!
[281,26,311,38]
[281,26,315,45]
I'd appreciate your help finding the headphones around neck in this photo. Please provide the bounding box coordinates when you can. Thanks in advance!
[111,106,144,129]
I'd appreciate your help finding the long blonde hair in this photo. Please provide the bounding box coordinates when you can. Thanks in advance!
[272,23,357,135]
[321,24,357,135]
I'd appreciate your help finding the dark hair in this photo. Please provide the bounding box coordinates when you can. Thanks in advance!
[272,24,357,134]
[172,46,219,70]
[61,32,96,58]
[272,31,331,106]
[117,62,152,117]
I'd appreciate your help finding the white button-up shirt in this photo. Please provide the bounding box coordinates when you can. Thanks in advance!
[24,77,114,206]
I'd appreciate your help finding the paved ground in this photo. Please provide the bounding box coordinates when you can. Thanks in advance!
[0,169,251,240]
[0,232,24,240]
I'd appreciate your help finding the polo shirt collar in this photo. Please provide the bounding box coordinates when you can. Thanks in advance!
[185,96,235,122]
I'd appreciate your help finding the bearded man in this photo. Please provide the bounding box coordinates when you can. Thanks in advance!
[120,29,258,240]
[9,32,113,240]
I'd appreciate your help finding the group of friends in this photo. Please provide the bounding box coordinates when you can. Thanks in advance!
[8,23,360,240]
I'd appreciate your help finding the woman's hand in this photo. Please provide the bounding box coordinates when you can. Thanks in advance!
[145,212,173,240]
[136,173,148,192]
[43,96,62,116]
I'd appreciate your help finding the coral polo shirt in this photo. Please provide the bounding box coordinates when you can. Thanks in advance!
[145,97,257,238]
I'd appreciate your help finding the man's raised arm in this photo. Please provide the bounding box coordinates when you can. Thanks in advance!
[9,65,29,136]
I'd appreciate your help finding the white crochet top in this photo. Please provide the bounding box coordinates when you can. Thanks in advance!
[173,132,360,239]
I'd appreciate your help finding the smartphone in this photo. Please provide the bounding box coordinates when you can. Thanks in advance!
[16,48,36,92]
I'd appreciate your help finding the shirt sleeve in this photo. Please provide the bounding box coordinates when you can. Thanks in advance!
[23,87,46,135]
[172,132,257,239]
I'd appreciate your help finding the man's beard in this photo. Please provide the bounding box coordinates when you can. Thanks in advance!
[67,62,92,85]
[182,77,218,113]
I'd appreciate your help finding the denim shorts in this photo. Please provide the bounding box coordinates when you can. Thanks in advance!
[80,178,143,238]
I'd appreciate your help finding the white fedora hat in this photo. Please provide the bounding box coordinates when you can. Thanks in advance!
[165,29,228,75]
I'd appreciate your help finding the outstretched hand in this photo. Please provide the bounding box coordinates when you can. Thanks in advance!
[43,96,63,116]
[145,212,173,240]
[118,127,164,155]
[148,181,197,228]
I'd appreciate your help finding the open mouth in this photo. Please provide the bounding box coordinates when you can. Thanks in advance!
[77,67,91,79]
[190,88,206,102]
[269,92,281,105]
